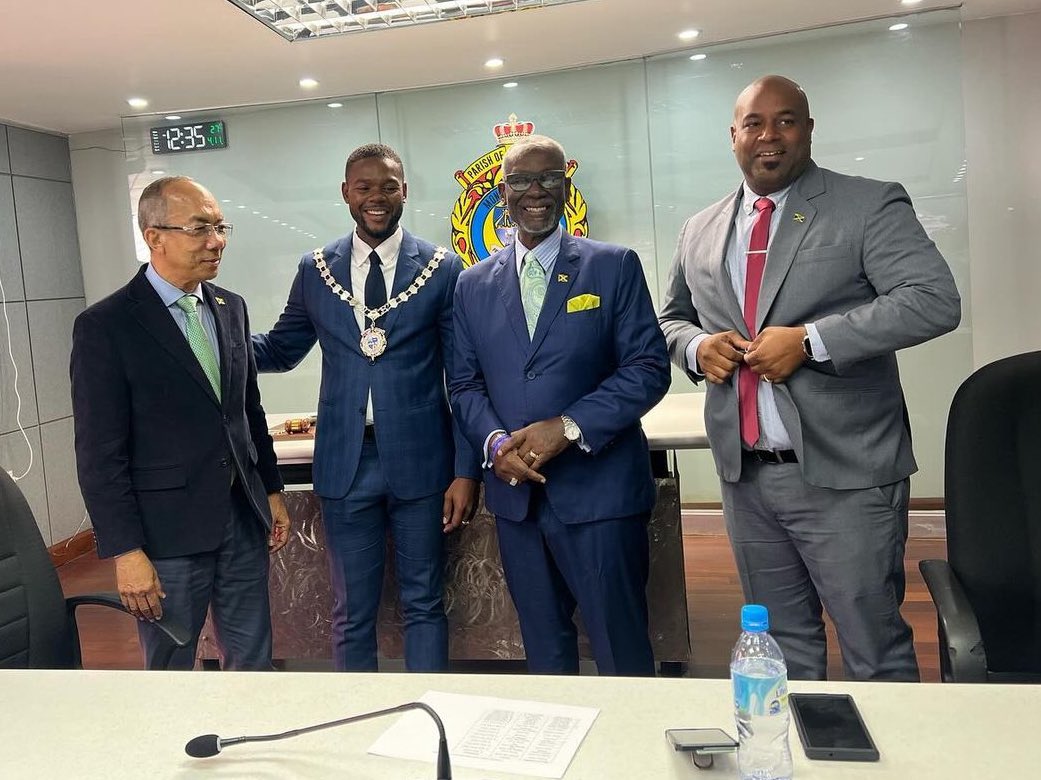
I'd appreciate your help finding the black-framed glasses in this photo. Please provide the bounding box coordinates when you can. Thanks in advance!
[153,223,234,239]
[503,170,566,192]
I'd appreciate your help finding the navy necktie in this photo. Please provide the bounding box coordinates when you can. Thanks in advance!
[364,250,387,321]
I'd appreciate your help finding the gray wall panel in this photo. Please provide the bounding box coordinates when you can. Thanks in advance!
[0,426,48,544]
[41,416,86,543]
[0,174,24,301]
[7,126,71,182]
[0,125,9,174]
[27,298,84,424]
[12,177,84,299]
[0,301,39,434]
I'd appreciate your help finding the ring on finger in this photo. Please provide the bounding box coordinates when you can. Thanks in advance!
[508,477,519,487]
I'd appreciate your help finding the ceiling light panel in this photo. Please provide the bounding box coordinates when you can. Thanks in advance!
[228,0,591,41]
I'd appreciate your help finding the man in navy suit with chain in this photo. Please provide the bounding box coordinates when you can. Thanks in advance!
[449,135,671,675]
[252,144,480,672]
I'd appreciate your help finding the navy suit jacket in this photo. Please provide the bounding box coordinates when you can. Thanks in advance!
[71,266,283,560]
[252,230,480,500]
[450,233,671,522]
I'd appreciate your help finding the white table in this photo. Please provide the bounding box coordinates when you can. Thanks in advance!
[268,392,708,465]
[3,670,1038,779]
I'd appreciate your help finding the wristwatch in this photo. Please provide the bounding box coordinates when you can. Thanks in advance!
[561,415,581,444]
[802,333,814,360]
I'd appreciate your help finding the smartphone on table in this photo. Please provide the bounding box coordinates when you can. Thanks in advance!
[789,693,880,761]
[665,727,738,753]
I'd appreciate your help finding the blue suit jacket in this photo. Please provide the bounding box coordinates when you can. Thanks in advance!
[252,230,480,501]
[450,233,671,522]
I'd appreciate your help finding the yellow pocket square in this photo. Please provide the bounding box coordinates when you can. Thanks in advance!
[567,294,600,313]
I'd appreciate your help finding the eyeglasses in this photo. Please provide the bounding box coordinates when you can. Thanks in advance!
[152,223,234,239]
[503,170,566,192]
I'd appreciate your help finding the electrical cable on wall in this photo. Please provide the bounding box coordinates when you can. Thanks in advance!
[0,236,35,481]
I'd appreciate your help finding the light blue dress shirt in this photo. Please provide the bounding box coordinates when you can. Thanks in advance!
[144,263,220,359]
[685,182,829,450]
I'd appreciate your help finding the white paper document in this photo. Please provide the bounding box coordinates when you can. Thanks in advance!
[368,690,599,778]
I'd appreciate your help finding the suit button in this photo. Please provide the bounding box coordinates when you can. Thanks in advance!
[222,415,230,424]
[220,459,229,468]
[526,370,537,380]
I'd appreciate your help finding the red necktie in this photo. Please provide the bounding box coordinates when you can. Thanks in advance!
[739,197,775,448]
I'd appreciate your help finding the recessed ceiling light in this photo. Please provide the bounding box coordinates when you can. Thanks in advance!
[485,57,505,69]
[889,22,909,31]
[299,77,319,89]
[327,102,343,108]
[854,156,865,161]
[127,97,149,109]
[678,29,700,42]
[164,115,181,121]
[503,82,519,89]
[221,199,231,203]
[901,0,923,5]
[689,53,707,61]
[153,170,165,176]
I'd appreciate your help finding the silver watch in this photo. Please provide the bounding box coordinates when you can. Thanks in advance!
[561,415,581,443]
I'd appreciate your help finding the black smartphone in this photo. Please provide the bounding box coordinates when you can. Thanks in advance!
[789,693,880,761]
[665,728,738,753]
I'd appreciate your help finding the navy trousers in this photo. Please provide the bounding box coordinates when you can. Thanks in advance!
[496,489,654,676]
[321,437,448,672]
[139,480,272,670]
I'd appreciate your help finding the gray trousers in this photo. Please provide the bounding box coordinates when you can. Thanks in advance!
[721,460,919,681]
[138,481,272,670]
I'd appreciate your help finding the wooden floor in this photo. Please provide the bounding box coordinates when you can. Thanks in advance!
[57,534,946,681]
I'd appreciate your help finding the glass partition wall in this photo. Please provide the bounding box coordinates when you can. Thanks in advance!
[122,9,968,501]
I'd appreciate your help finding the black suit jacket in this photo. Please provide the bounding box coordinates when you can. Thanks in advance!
[71,265,283,559]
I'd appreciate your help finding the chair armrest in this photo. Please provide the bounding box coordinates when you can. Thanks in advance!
[918,560,988,683]
[66,592,192,669]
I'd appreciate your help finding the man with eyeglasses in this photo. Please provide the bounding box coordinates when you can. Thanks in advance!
[251,144,480,672]
[71,176,290,670]
[449,135,671,676]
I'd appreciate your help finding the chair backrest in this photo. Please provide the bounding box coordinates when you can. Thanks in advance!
[945,351,1041,676]
[0,469,76,668]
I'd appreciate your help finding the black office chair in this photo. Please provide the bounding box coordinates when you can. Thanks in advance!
[0,469,189,669]
[920,351,1041,683]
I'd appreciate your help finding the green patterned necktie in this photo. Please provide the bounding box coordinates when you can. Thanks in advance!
[520,251,547,338]
[175,294,221,400]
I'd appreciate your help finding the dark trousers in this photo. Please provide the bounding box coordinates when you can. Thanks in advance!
[722,461,919,681]
[496,490,654,677]
[321,438,448,672]
[138,481,272,670]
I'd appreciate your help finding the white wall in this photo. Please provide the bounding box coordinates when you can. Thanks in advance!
[962,11,1041,367]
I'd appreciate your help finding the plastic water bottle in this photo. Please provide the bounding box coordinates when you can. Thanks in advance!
[731,604,793,780]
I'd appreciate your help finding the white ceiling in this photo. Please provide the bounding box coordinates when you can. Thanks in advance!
[2,0,1039,135]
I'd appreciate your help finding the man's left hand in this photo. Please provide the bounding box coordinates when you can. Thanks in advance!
[443,477,478,533]
[505,417,571,471]
[268,492,291,553]
[744,326,807,383]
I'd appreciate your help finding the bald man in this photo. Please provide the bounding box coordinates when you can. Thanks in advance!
[659,76,960,681]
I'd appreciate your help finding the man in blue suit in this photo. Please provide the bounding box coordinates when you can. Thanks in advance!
[252,144,480,672]
[449,135,671,676]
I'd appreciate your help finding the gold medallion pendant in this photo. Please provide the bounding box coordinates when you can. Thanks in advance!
[360,326,387,359]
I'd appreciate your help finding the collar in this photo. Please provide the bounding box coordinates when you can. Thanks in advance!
[351,226,403,269]
[513,226,562,274]
[740,181,793,216]
[145,263,205,307]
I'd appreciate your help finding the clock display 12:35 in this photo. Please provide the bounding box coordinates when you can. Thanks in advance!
[150,121,228,155]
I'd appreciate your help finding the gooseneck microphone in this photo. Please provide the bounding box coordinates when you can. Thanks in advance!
[185,700,451,779]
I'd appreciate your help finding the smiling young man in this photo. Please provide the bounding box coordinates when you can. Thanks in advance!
[659,75,961,681]
[251,144,479,672]
[449,135,671,676]
[71,176,290,670]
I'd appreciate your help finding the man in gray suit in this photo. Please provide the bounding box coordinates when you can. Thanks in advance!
[659,75,961,681]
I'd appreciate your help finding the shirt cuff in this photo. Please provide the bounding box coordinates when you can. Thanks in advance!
[483,429,507,469]
[685,334,710,376]
[804,323,830,363]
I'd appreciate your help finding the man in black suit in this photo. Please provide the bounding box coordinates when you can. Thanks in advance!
[71,176,290,670]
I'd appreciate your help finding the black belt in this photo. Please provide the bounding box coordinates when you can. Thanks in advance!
[744,448,798,465]
[363,424,376,441]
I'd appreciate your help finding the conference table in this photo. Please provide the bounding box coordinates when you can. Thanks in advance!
[4,670,1039,778]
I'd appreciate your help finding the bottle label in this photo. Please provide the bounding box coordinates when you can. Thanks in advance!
[733,673,789,718]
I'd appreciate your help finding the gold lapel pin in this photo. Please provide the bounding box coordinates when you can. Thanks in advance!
[557,273,569,283]
[214,296,226,305]
[793,213,806,223]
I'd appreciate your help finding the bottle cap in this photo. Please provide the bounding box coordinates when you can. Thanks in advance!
[741,604,769,632]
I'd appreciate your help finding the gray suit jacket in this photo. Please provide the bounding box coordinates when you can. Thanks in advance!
[659,162,961,490]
